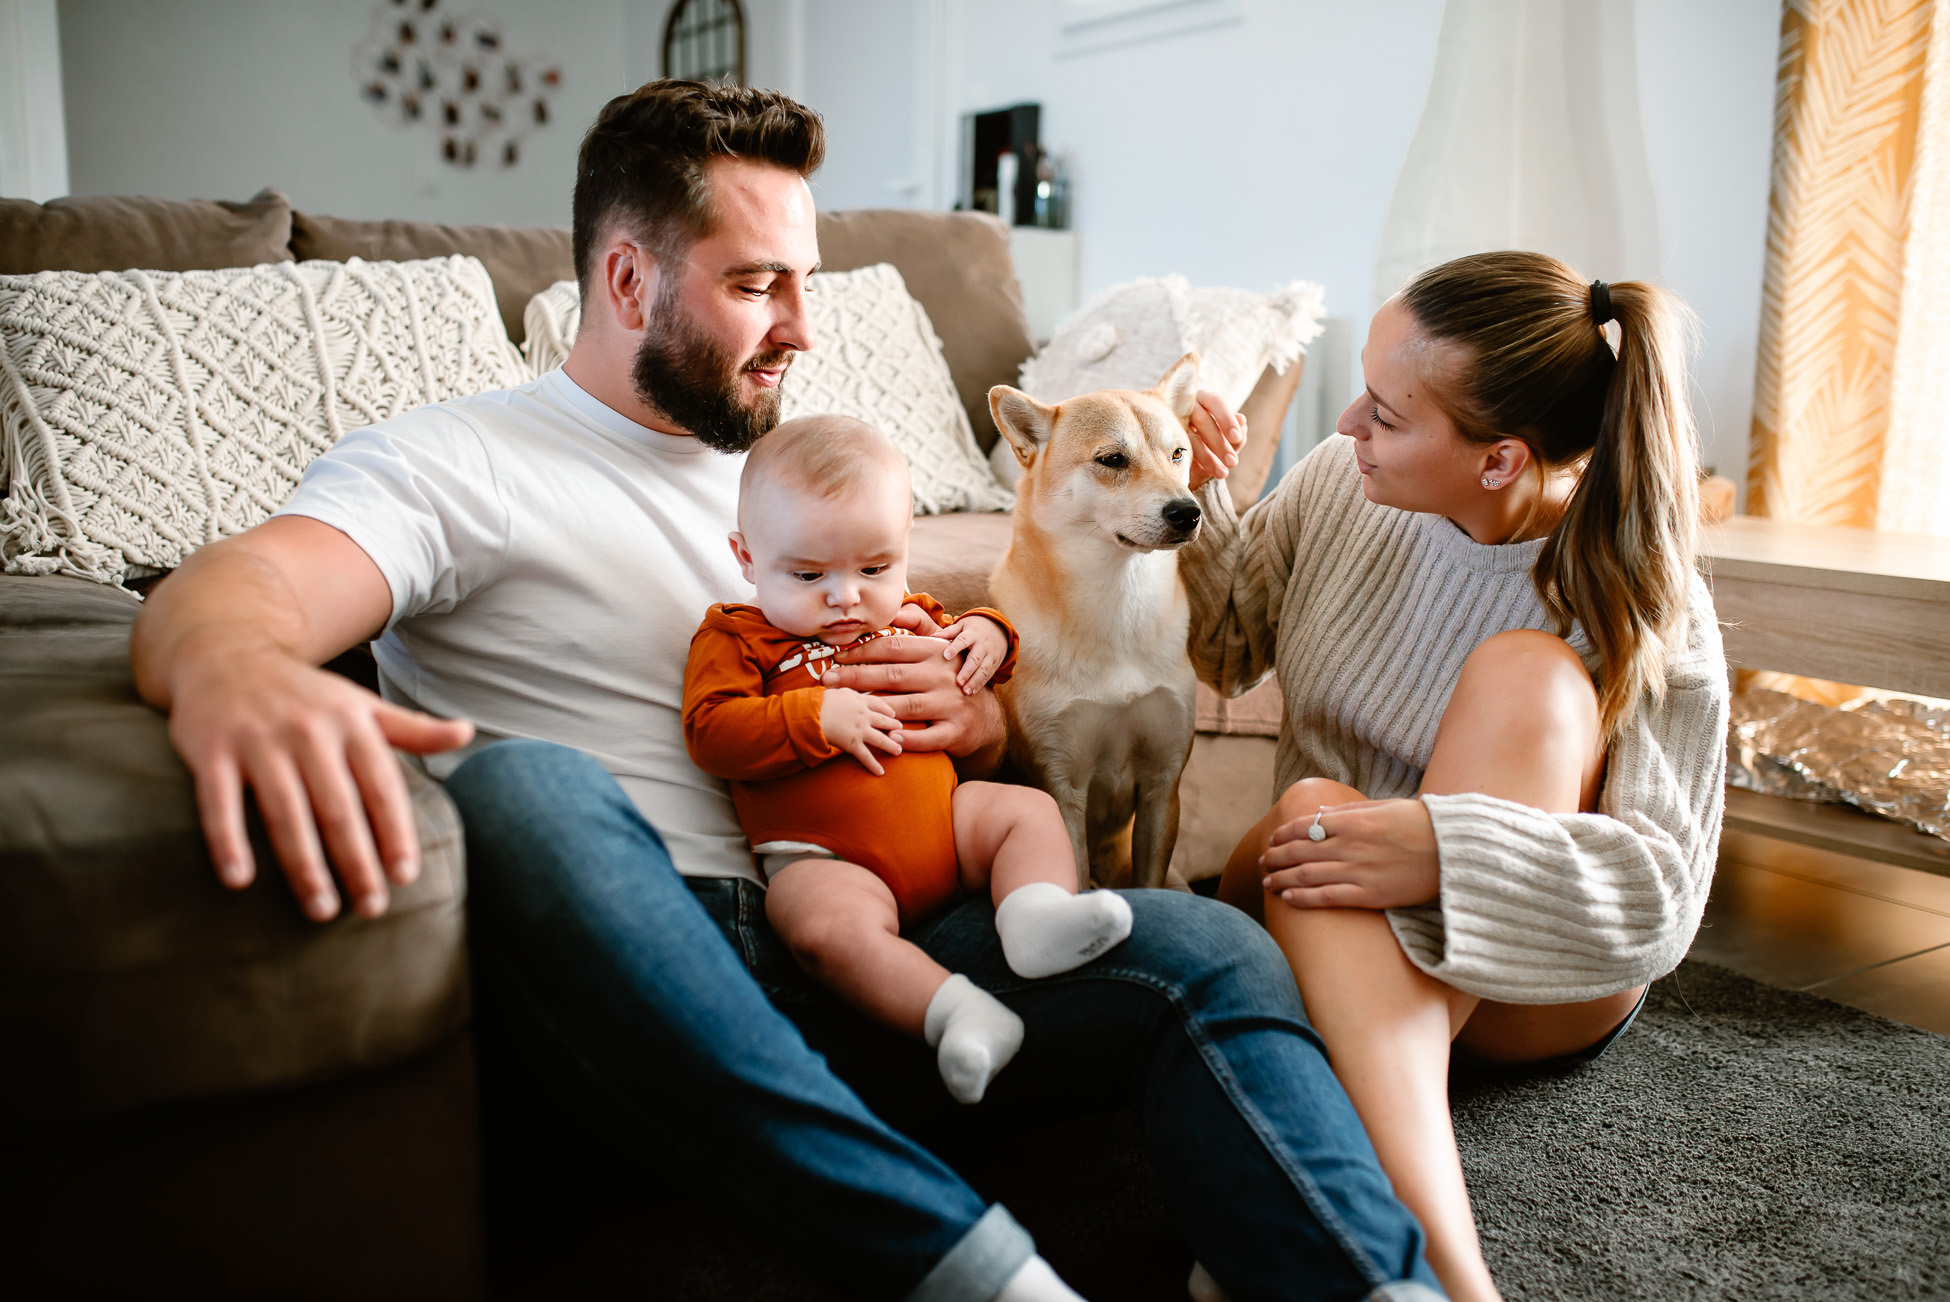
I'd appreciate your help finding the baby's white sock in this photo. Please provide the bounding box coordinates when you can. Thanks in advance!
[1186,1261,1233,1302]
[993,1254,1088,1302]
[923,973,1024,1105]
[994,881,1134,980]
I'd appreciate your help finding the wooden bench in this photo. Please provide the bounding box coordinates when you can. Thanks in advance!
[1704,515,1950,877]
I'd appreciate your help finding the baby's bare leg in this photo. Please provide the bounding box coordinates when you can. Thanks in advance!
[956,782,1134,980]
[766,856,1023,1104]
[766,857,947,1035]
[952,781,1074,898]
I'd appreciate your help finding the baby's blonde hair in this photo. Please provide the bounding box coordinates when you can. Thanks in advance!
[738,414,910,528]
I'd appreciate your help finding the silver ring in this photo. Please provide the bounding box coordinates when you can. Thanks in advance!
[1307,810,1327,842]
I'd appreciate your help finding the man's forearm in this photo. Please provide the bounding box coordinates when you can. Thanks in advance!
[132,540,318,708]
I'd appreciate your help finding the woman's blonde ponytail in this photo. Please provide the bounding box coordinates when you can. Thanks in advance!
[1401,253,1702,739]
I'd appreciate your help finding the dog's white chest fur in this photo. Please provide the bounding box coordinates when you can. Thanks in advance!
[1006,548,1193,707]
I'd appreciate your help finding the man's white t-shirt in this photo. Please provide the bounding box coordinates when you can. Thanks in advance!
[274,368,763,883]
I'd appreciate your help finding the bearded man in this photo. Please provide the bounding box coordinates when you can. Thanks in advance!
[131,80,1441,1302]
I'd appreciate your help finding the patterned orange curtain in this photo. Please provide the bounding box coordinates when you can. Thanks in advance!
[1749,0,1933,528]
[1747,0,1937,704]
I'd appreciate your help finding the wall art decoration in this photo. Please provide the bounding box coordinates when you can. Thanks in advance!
[351,0,561,168]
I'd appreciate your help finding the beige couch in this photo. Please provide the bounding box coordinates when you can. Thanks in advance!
[0,190,1293,1299]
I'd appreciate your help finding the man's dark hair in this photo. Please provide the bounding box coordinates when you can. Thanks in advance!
[572,80,825,290]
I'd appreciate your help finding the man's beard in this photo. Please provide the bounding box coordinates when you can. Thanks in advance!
[632,290,791,454]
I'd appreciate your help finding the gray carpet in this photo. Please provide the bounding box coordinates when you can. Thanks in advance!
[1454,960,1950,1301]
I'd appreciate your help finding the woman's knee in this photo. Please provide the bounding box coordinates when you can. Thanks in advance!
[1456,630,1597,726]
[1221,778,1364,916]
[1271,776,1366,824]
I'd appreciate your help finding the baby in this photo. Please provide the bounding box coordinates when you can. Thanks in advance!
[682,414,1133,1105]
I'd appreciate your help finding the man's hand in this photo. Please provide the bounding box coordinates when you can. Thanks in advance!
[166,642,474,921]
[822,632,1006,762]
[1187,389,1247,492]
[1259,798,1440,910]
[132,517,474,923]
[818,685,903,775]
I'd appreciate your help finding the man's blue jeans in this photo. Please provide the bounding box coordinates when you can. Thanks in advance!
[447,740,1442,1302]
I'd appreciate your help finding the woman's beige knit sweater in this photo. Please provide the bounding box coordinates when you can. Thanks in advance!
[1183,436,1728,1004]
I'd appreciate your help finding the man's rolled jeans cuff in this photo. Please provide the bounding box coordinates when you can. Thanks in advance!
[906,1204,1036,1302]
[1366,1281,1449,1301]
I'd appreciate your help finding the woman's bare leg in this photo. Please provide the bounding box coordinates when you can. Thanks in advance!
[1224,778,1497,1302]
[1419,631,1645,1064]
[1218,630,1609,1302]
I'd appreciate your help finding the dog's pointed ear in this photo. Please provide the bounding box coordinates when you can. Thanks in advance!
[1155,352,1201,422]
[989,385,1056,468]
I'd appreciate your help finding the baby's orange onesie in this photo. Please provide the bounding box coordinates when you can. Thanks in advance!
[681,594,1018,925]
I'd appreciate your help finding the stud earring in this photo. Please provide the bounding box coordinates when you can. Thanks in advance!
[1482,476,1499,489]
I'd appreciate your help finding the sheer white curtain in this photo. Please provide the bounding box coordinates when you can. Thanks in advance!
[1878,0,1950,538]
[1373,0,1661,304]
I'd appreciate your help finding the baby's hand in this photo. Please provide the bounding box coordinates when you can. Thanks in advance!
[940,615,1009,694]
[887,602,940,636]
[820,686,902,775]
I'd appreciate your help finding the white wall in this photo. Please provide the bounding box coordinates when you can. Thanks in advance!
[1638,0,1780,482]
[799,0,1781,486]
[800,0,931,209]
[56,0,1779,482]
[57,0,816,226]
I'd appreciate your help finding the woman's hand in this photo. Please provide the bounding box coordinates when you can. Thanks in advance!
[1187,389,1246,492]
[1260,799,1441,910]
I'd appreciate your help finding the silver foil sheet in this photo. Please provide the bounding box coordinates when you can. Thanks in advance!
[1727,687,1950,842]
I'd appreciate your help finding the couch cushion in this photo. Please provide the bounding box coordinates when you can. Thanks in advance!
[290,211,572,347]
[816,210,1035,454]
[0,190,293,276]
[0,575,469,1126]
[776,262,1008,513]
[0,257,527,584]
[908,510,1012,615]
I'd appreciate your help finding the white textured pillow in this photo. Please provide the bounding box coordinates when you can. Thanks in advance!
[521,263,1013,515]
[1001,275,1326,487]
[0,256,526,584]
[523,278,579,376]
[1021,274,1326,407]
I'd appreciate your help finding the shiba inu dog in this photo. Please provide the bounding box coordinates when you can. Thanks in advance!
[986,354,1208,890]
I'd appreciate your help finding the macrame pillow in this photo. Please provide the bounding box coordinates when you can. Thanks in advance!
[0,256,527,585]
[522,263,1013,515]
[523,277,580,376]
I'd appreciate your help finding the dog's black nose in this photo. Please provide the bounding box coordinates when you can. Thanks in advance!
[1162,498,1202,532]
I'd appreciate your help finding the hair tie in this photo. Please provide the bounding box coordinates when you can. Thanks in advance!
[1589,280,1614,326]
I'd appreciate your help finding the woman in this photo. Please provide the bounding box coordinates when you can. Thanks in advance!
[1181,251,1728,1302]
